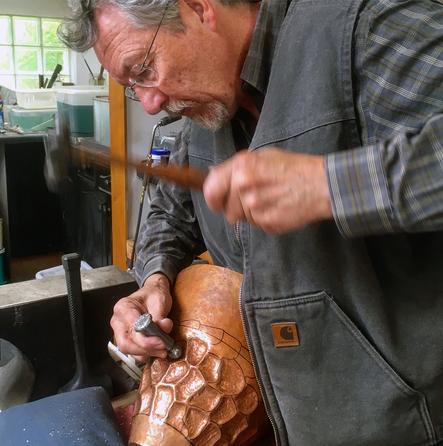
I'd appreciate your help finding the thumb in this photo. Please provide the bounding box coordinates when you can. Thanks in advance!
[147,289,172,321]
[156,317,173,334]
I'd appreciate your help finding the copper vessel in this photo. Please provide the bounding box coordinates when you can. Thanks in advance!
[129,264,269,446]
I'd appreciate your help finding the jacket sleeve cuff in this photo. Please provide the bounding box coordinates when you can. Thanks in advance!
[135,255,180,288]
[325,144,397,238]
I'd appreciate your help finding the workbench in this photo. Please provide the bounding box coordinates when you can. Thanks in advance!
[0,265,137,400]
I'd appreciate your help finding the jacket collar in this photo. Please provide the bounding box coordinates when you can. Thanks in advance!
[241,0,291,95]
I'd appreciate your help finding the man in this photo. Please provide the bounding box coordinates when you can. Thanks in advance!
[59,0,443,444]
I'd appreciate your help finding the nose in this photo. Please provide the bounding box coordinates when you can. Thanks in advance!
[136,86,168,115]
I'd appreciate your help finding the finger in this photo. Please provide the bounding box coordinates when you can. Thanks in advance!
[112,300,144,325]
[150,350,168,359]
[241,203,257,228]
[132,354,148,364]
[203,162,233,213]
[134,334,169,359]
[134,331,168,349]
[156,317,173,334]
[236,183,264,228]
[241,185,280,217]
[113,327,151,357]
[148,296,172,321]
[111,308,157,356]
[116,327,169,358]
[209,164,248,224]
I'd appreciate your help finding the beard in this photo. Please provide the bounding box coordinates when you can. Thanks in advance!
[164,99,230,132]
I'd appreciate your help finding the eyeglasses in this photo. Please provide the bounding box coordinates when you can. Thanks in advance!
[125,1,171,102]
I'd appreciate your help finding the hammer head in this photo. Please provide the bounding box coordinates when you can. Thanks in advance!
[44,113,71,194]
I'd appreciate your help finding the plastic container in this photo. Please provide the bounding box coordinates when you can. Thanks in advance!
[8,106,56,132]
[35,260,92,279]
[56,86,107,137]
[151,147,170,166]
[15,89,57,109]
[142,147,171,184]
[93,96,110,147]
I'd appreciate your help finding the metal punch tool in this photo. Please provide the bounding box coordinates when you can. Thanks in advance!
[134,313,182,360]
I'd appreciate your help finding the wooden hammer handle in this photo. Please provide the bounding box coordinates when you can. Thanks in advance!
[73,146,207,191]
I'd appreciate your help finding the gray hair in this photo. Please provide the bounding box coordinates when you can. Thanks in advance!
[58,0,254,52]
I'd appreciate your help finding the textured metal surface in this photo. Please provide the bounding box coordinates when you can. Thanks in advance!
[136,328,261,444]
[130,265,268,446]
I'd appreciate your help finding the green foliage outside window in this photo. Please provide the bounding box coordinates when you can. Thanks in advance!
[42,20,61,46]
[0,15,70,89]
[15,48,40,72]
[44,50,65,72]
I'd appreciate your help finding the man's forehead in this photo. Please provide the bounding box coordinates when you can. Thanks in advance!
[94,6,151,81]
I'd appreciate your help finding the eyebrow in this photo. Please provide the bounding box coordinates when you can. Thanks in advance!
[116,51,143,83]
[114,38,156,83]
[133,54,157,79]
[119,44,145,74]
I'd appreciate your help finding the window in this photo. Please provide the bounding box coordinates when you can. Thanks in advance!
[0,15,70,90]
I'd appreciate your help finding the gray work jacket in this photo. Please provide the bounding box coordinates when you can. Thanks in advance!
[188,2,443,445]
[137,0,443,444]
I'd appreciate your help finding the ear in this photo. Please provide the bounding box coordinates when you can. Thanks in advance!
[182,0,217,30]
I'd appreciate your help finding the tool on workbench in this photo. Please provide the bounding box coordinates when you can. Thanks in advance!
[58,253,112,395]
[82,55,95,82]
[46,64,63,89]
[97,65,106,86]
[134,313,183,360]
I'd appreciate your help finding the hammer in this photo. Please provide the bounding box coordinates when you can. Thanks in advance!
[44,115,207,194]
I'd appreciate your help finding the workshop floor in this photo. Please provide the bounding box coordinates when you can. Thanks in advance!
[9,252,63,282]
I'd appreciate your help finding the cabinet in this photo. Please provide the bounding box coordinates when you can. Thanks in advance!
[0,134,112,282]
[72,168,112,267]
[0,135,64,270]
[61,141,112,268]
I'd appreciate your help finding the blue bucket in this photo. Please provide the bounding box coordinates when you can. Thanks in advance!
[0,248,6,285]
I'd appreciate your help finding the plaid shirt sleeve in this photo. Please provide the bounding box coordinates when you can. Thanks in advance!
[326,0,443,238]
[134,120,206,287]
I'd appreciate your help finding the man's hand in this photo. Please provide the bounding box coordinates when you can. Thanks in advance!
[203,148,332,234]
[110,273,173,362]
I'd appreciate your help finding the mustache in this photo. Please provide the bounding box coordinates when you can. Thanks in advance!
[164,99,200,114]
[163,98,230,132]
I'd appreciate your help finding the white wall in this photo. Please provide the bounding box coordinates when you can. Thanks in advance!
[1,0,68,17]
[73,49,103,86]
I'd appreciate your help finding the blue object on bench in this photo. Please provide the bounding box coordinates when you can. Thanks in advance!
[0,387,125,446]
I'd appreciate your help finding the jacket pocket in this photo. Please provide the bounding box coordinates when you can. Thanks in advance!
[246,292,436,446]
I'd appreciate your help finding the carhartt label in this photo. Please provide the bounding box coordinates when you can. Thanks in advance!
[271,322,300,348]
